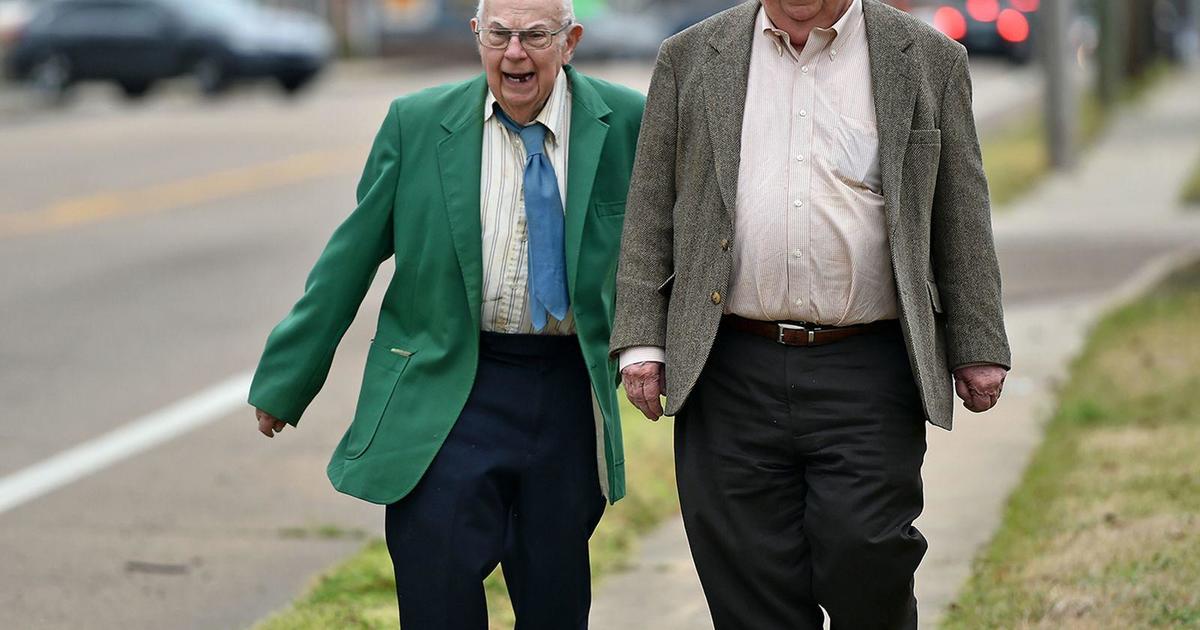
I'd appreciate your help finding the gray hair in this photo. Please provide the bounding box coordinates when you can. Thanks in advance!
[475,0,576,25]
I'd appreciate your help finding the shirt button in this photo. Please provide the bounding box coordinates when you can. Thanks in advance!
[793,200,803,208]
[711,291,723,305]
[797,155,805,162]
[792,249,803,259]
[801,66,809,73]
[799,110,808,118]
[795,297,805,306]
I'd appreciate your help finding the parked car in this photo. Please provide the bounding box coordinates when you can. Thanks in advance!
[0,0,32,53]
[909,0,1039,63]
[4,0,333,100]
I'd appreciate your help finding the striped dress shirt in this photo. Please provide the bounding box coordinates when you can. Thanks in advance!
[480,69,575,335]
[731,0,898,325]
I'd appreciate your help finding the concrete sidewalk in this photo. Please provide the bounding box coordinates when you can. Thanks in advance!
[589,70,1200,630]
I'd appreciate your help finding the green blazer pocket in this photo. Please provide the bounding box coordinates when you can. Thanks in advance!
[594,200,626,217]
[345,341,414,459]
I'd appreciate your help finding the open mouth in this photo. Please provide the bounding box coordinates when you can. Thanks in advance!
[503,72,535,84]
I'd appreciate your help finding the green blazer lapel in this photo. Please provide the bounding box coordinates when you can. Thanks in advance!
[703,1,758,220]
[436,75,488,329]
[563,66,611,295]
[865,0,916,238]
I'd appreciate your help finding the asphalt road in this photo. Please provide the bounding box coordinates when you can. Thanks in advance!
[0,58,1165,630]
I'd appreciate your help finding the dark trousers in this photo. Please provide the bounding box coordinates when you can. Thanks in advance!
[385,332,605,630]
[677,321,928,630]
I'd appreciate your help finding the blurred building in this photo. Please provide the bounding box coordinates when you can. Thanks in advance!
[265,0,738,58]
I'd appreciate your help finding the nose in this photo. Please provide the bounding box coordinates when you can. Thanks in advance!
[503,34,528,60]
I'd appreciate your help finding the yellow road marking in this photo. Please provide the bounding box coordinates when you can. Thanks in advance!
[0,146,366,238]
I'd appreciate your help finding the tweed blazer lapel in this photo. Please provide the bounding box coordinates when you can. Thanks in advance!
[864,0,916,237]
[703,1,759,219]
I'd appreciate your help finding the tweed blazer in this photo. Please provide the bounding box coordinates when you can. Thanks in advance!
[610,0,1010,430]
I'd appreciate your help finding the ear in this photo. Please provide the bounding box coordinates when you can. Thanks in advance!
[470,18,484,55]
[562,23,584,63]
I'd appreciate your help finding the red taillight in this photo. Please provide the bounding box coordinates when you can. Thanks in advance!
[966,0,1000,22]
[996,8,1030,43]
[934,7,968,40]
[1009,0,1040,12]
[0,26,22,46]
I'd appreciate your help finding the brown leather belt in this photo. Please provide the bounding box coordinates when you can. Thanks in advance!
[722,315,898,347]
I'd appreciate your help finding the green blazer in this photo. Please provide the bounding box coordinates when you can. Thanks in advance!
[249,66,645,505]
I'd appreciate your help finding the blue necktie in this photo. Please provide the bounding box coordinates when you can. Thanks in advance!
[494,104,570,331]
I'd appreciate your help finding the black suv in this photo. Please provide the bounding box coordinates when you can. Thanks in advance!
[5,0,333,100]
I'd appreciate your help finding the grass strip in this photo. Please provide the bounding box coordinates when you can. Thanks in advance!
[255,396,678,629]
[1182,153,1200,208]
[942,260,1200,629]
[983,62,1169,209]
[982,92,1107,209]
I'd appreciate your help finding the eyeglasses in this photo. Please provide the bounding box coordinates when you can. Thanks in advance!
[475,22,573,50]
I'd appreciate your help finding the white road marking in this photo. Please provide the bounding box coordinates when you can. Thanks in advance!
[0,372,253,515]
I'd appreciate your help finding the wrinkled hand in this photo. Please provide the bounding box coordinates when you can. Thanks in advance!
[953,364,1008,413]
[256,408,288,438]
[622,361,667,421]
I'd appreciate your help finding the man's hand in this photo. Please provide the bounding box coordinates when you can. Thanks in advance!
[622,361,667,421]
[953,364,1007,413]
[256,408,288,438]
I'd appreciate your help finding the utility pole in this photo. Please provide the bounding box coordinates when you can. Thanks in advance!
[1041,0,1076,170]
[1097,0,1124,105]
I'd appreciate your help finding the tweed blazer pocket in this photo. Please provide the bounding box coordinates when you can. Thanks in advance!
[908,129,941,146]
[927,280,944,314]
[657,273,676,297]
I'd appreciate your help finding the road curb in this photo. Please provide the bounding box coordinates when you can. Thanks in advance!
[1090,246,1200,315]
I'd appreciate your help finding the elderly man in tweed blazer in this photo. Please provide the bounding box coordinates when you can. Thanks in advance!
[611,0,1010,627]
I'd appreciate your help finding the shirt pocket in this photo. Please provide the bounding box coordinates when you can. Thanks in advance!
[832,114,882,193]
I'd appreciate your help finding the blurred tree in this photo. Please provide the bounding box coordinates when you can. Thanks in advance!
[1097,0,1125,104]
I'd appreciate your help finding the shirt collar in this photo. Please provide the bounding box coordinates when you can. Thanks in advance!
[758,0,863,61]
[484,68,570,142]
[827,0,864,50]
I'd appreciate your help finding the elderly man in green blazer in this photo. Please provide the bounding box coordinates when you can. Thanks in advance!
[248,0,644,627]
[612,0,1010,628]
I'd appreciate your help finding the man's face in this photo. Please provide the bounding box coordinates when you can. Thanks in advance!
[762,0,849,25]
[472,0,582,125]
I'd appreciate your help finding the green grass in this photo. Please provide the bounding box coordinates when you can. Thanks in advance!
[255,396,678,630]
[982,92,1108,208]
[983,62,1168,209]
[942,260,1200,629]
[278,524,370,541]
[1182,154,1200,208]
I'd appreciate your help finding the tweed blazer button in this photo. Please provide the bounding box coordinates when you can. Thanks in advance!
[711,291,722,305]
[720,238,730,251]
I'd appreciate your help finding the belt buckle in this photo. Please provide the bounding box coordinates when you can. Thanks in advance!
[777,322,816,345]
